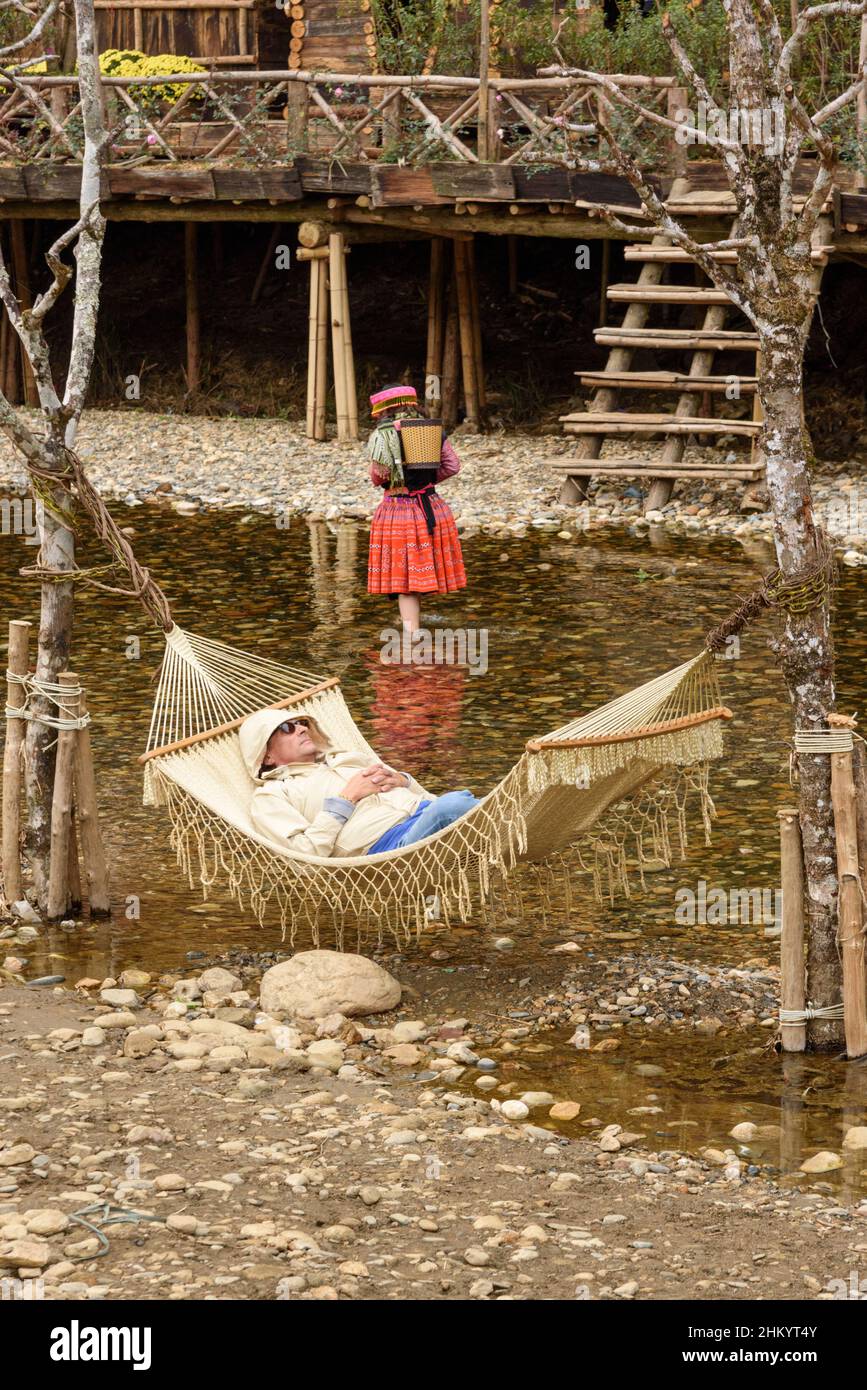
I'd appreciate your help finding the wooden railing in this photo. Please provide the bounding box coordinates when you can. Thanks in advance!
[0,68,680,169]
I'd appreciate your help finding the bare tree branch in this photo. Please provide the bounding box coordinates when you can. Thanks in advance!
[0,0,59,58]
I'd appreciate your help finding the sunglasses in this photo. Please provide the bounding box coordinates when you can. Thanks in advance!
[274,719,310,735]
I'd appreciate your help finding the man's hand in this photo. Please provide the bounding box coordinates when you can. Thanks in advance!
[342,765,405,803]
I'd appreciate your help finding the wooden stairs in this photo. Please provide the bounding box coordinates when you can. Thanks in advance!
[553,203,832,510]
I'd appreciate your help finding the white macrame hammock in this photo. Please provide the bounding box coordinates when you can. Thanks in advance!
[141,625,732,947]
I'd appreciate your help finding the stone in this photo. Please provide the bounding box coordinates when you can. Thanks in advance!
[259,951,401,1020]
[91,1011,138,1030]
[166,1213,200,1235]
[0,1238,51,1269]
[80,1027,106,1048]
[123,1030,159,1058]
[549,1101,581,1121]
[383,1044,426,1067]
[154,1173,188,1191]
[99,988,139,1008]
[358,1186,381,1206]
[392,1020,427,1043]
[119,969,151,989]
[0,1143,36,1167]
[730,1122,759,1142]
[519,1091,555,1108]
[614,1280,639,1298]
[305,1040,345,1071]
[501,1100,530,1121]
[25,1209,69,1236]
[464,1247,491,1267]
[800,1151,843,1173]
[842,1127,867,1151]
[198,966,242,995]
[383,1130,417,1148]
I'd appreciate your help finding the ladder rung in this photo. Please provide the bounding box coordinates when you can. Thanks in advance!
[595,327,760,350]
[550,461,761,481]
[606,284,734,305]
[578,371,758,393]
[560,413,760,436]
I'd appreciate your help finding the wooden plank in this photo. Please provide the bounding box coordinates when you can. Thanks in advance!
[370,165,453,208]
[296,155,371,194]
[512,166,573,201]
[211,167,302,200]
[550,463,760,480]
[0,167,29,200]
[429,162,514,201]
[570,171,650,209]
[838,191,867,228]
[107,166,217,199]
[623,244,832,264]
[23,167,113,201]
[578,371,757,393]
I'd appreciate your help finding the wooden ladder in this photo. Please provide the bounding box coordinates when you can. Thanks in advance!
[554,203,832,509]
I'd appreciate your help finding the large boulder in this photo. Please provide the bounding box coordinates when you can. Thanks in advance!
[259,951,401,1021]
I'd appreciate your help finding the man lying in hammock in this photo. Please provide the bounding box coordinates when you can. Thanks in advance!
[239,708,479,858]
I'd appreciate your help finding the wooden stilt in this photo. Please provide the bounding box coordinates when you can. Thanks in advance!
[467,236,486,415]
[441,268,460,433]
[74,683,110,917]
[47,671,79,920]
[829,717,867,1059]
[778,806,807,1053]
[306,256,321,439]
[328,232,349,441]
[10,220,38,406]
[212,224,224,282]
[185,223,201,396]
[2,620,31,907]
[340,243,358,440]
[454,239,479,428]
[425,238,446,415]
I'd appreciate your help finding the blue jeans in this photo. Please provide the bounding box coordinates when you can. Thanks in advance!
[392,790,479,848]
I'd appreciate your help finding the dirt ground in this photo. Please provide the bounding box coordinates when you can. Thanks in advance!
[1,967,865,1305]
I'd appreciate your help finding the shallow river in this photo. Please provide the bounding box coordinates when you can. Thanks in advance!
[2,498,866,1187]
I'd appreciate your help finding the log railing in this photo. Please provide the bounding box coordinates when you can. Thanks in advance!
[0,69,679,169]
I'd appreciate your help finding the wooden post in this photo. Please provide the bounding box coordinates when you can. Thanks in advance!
[666,86,689,180]
[306,256,321,439]
[46,671,79,920]
[10,220,38,407]
[185,223,200,396]
[778,806,807,1052]
[478,1,491,161]
[425,238,446,415]
[73,682,110,916]
[467,237,486,414]
[454,239,479,429]
[2,620,31,906]
[441,270,460,433]
[328,232,349,441]
[340,244,358,440]
[286,79,308,151]
[829,716,867,1059]
[67,810,83,915]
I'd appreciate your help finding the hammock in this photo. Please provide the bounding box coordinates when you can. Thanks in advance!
[141,625,732,946]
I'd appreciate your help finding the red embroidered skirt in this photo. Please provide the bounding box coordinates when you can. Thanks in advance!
[368,492,467,595]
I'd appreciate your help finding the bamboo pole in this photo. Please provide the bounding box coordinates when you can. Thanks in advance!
[328,232,349,441]
[185,222,200,395]
[425,238,446,414]
[478,0,491,162]
[73,683,110,916]
[340,243,358,440]
[46,671,79,920]
[453,239,479,428]
[314,253,328,441]
[467,236,486,414]
[778,806,807,1052]
[306,255,320,439]
[441,269,460,433]
[858,15,867,193]
[829,717,867,1058]
[10,220,37,406]
[2,620,30,906]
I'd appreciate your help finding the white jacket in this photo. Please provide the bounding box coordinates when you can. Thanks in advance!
[238,708,428,858]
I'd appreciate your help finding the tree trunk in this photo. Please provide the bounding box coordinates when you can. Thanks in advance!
[758,332,840,1049]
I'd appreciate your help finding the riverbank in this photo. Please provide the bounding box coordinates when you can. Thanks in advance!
[2,939,865,1303]
[1,410,865,562]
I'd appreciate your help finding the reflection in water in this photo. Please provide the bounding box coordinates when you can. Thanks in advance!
[362,647,467,788]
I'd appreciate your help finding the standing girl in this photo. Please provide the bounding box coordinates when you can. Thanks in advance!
[366,383,466,636]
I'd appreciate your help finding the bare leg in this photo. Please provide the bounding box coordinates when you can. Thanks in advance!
[398,593,421,635]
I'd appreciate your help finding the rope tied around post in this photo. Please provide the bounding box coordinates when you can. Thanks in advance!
[4,670,91,731]
[779,1002,844,1026]
[704,529,836,654]
[23,448,174,633]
